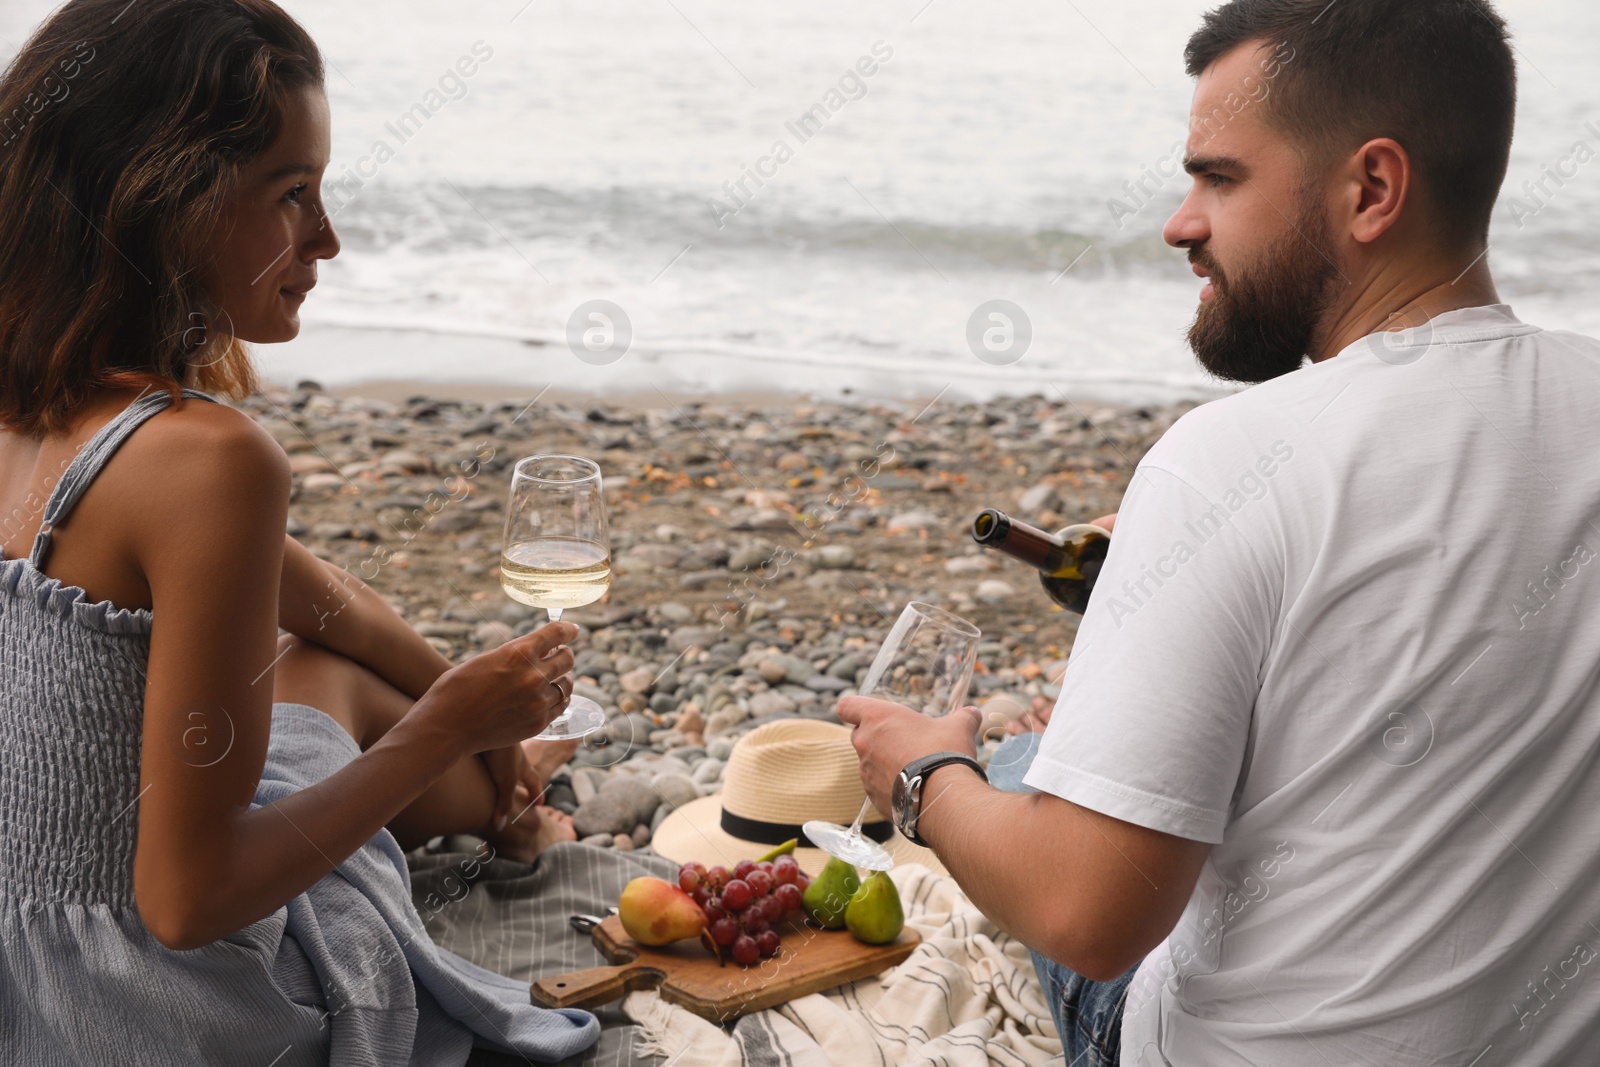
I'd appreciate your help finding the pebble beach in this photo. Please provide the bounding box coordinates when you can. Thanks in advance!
[252,380,1196,854]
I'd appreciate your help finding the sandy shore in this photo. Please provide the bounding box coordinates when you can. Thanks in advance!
[251,377,1197,850]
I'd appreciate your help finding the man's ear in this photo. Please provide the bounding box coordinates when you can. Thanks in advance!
[1347,137,1412,245]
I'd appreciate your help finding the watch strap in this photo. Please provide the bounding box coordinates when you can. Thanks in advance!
[898,753,986,846]
[905,752,987,785]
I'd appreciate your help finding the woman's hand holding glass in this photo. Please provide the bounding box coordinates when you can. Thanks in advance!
[412,621,579,760]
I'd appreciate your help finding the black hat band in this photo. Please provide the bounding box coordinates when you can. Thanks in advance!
[719,808,895,848]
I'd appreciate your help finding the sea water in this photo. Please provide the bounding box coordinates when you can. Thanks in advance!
[3,0,1595,402]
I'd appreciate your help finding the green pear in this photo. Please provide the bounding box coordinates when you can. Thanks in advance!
[755,837,798,863]
[844,871,904,945]
[802,857,861,929]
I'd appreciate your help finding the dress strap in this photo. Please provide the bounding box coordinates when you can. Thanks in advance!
[28,387,222,570]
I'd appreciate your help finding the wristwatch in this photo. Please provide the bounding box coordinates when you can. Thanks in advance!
[892,753,987,847]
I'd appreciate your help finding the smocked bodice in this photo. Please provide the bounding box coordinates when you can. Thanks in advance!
[0,387,213,907]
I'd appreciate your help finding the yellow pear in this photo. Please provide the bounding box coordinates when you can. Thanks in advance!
[618,877,707,946]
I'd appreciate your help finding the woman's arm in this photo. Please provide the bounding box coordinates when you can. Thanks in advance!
[130,408,568,950]
[278,532,452,700]
[278,533,544,830]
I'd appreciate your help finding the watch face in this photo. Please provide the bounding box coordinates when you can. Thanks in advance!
[891,771,910,824]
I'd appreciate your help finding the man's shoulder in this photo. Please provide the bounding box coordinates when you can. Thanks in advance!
[1527,324,1600,361]
[1139,367,1327,486]
[1142,306,1600,486]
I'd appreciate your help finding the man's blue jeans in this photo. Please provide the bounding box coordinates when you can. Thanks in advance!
[990,731,1140,1065]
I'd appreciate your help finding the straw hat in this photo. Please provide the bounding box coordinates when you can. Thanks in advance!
[652,718,946,877]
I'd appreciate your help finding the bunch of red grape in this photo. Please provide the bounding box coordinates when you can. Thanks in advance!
[679,855,810,966]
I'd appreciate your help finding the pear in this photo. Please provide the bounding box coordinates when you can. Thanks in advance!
[844,871,904,945]
[802,857,861,929]
[755,837,799,863]
[618,877,707,946]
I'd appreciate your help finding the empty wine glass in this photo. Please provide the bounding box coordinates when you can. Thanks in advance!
[804,601,981,870]
[501,455,611,740]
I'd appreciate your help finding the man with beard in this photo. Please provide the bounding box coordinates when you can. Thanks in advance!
[841,0,1600,1064]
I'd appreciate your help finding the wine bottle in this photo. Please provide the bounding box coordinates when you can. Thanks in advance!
[970,509,1109,614]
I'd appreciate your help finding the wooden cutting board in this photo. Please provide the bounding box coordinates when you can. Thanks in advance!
[532,916,920,1024]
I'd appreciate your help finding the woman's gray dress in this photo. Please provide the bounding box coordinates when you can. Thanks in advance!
[0,387,599,1065]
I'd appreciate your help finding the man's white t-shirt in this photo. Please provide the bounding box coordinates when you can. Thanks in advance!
[1022,305,1600,1065]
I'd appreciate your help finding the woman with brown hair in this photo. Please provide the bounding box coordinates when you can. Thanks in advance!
[0,1,603,1061]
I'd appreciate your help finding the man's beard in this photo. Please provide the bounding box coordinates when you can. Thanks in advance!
[1186,199,1340,384]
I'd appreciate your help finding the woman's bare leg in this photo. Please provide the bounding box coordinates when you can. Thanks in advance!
[527,736,583,787]
[270,635,575,858]
[1006,695,1056,735]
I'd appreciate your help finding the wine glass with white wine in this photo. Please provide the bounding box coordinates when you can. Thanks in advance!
[500,455,612,740]
[803,601,981,870]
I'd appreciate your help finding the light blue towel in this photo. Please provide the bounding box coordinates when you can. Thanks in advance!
[257,703,601,1064]
[986,730,1043,795]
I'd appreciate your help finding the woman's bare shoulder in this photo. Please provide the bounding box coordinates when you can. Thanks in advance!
[131,396,289,477]
[119,397,291,545]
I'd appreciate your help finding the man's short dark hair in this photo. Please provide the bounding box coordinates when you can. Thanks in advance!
[1185,0,1516,252]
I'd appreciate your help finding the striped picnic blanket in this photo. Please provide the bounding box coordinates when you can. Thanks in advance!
[409,840,679,1065]
[623,864,1061,1067]
[411,847,1061,1067]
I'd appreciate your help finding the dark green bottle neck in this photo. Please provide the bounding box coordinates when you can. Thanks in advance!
[972,509,1073,574]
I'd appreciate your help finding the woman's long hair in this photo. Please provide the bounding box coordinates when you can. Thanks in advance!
[0,0,323,439]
